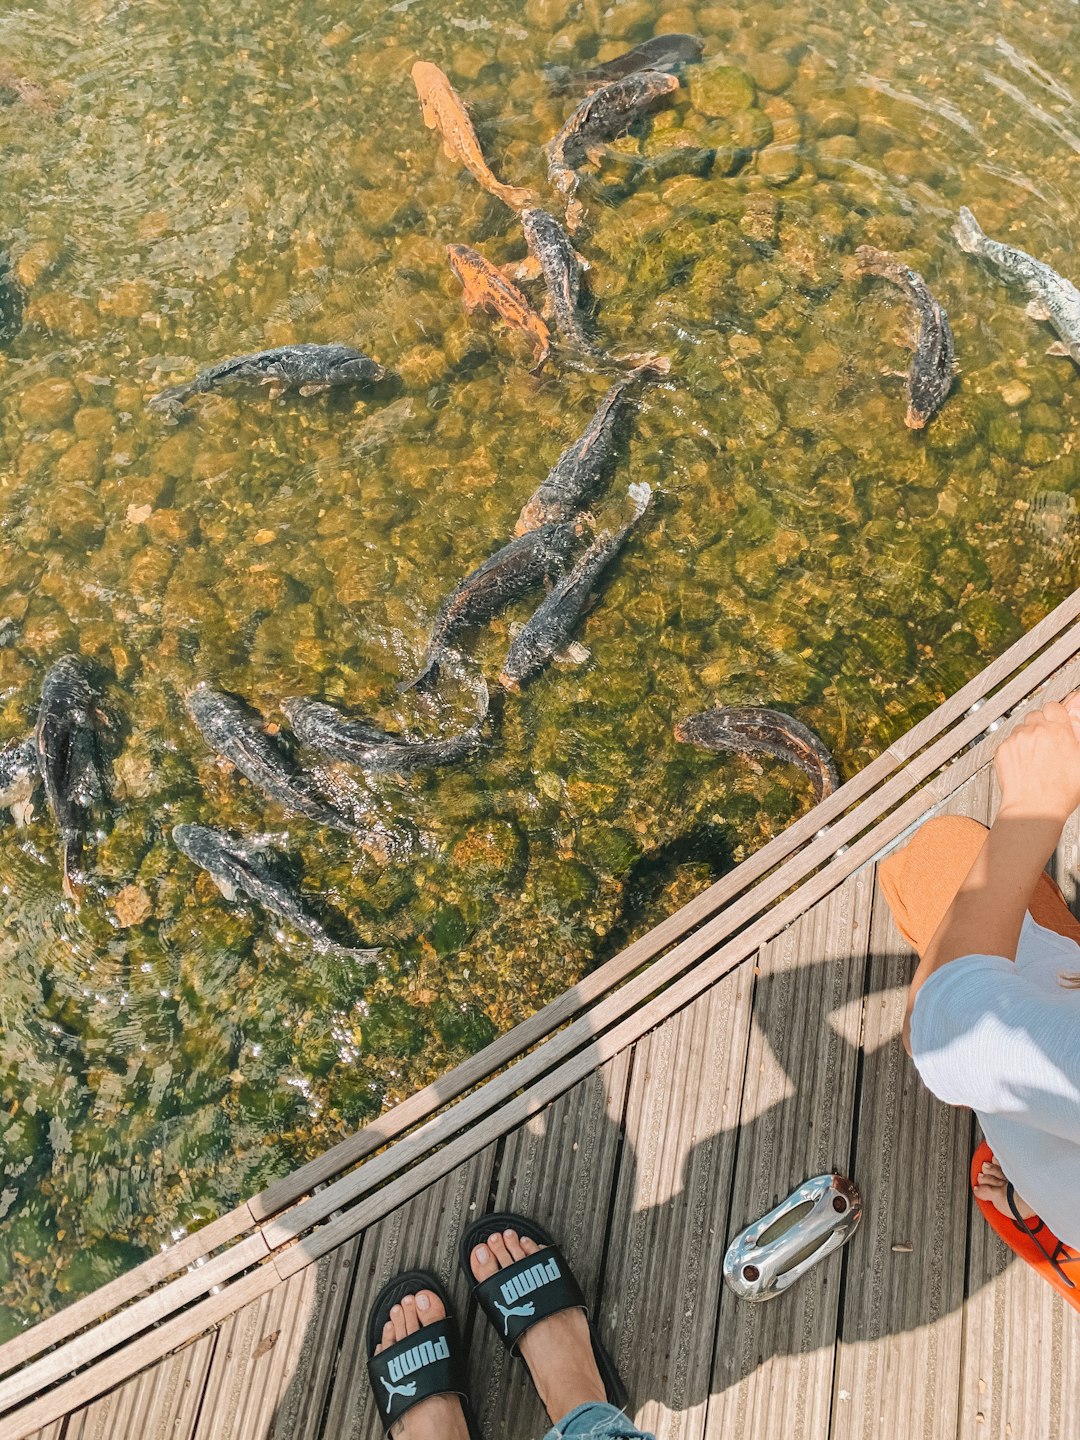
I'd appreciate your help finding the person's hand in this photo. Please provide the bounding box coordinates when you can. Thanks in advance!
[994,694,1080,824]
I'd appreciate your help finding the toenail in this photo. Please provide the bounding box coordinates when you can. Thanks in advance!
[475,1245,489,1262]
[417,1292,429,1311]
[488,1233,501,1246]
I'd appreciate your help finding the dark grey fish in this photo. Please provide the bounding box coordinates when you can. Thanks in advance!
[500,482,651,691]
[674,705,839,802]
[149,343,386,414]
[856,246,956,429]
[0,735,38,824]
[34,655,110,902]
[283,677,489,773]
[185,683,356,833]
[579,33,705,85]
[172,823,379,960]
[547,69,680,228]
[521,207,597,356]
[515,360,666,535]
[399,521,580,692]
[0,254,23,345]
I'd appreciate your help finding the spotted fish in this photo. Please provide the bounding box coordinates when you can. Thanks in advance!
[856,245,956,428]
[515,359,667,535]
[412,60,535,211]
[500,482,652,692]
[0,735,38,825]
[172,823,379,960]
[400,522,580,692]
[674,706,839,802]
[149,343,385,414]
[954,207,1080,365]
[447,244,551,369]
[34,655,110,902]
[547,69,680,229]
[578,34,704,86]
[520,208,597,356]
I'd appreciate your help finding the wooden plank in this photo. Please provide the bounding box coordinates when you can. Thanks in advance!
[319,1145,499,1440]
[269,1240,363,1440]
[251,604,1080,1221]
[468,1053,634,1438]
[600,965,755,1440]
[260,648,1080,1259]
[16,1426,64,1440]
[0,1204,257,1379]
[190,1237,358,1440]
[0,1234,270,1416]
[63,1333,217,1440]
[706,866,875,1440]
[1,1266,280,1440]
[827,771,994,1440]
[958,1184,1080,1440]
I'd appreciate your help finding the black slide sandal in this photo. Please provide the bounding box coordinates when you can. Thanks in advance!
[366,1269,482,1437]
[459,1211,629,1412]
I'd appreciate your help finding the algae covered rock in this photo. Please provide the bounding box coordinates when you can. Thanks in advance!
[689,64,756,117]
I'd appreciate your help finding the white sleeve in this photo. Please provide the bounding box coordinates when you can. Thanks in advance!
[909,954,1080,1144]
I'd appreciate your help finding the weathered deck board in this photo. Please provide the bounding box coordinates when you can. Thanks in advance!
[604,966,756,1439]
[62,1333,217,1440]
[706,867,875,1440]
[470,1052,634,1438]
[319,1146,498,1440]
[827,770,995,1440]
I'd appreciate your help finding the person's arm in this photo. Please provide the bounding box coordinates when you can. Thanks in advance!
[903,694,1080,1055]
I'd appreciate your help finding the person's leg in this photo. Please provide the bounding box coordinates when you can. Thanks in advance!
[877,813,1080,956]
[540,1401,656,1439]
[372,1288,470,1440]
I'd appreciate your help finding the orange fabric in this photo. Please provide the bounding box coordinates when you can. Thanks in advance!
[877,814,1080,960]
[880,814,1080,1308]
[970,1142,1080,1311]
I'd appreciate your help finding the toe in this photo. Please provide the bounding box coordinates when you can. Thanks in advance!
[519,1235,541,1257]
[379,1318,396,1353]
[487,1232,513,1268]
[471,1242,498,1282]
[401,1294,420,1336]
[416,1289,445,1323]
[504,1229,527,1263]
[390,1303,407,1344]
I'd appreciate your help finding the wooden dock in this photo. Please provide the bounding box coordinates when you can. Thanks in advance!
[4,590,1080,1440]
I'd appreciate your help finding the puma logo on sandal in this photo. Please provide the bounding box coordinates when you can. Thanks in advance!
[380,1333,450,1408]
[495,1254,562,1332]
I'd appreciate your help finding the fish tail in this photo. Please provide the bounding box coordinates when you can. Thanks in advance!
[61,841,84,907]
[854,244,902,281]
[953,206,987,256]
[147,381,195,414]
[397,656,440,694]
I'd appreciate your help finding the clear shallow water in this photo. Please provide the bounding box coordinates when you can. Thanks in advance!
[0,0,1077,1333]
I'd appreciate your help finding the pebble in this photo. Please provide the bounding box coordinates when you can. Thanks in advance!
[20,377,78,427]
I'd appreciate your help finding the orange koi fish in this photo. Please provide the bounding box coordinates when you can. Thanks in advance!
[447,244,551,369]
[412,60,535,211]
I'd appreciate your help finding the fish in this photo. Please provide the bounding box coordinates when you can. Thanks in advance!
[172,823,379,960]
[520,208,597,356]
[547,69,680,229]
[953,207,1080,365]
[0,67,53,114]
[0,736,38,826]
[447,244,551,369]
[578,33,705,86]
[34,655,110,902]
[399,522,581,692]
[412,60,535,211]
[515,359,667,535]
[499,482,652,692]
[0,255,23,345]
[185,683,357,834]
[674,706,840,802]
[149,343,386,414]
[856,245,957,429]
[283,677,489,773]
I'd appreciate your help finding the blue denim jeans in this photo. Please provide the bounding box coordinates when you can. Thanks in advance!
[543,1401,655,1439]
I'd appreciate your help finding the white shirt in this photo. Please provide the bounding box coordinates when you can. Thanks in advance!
[909,912,1080,1248]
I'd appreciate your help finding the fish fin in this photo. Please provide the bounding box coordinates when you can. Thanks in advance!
[62,869,83,908]
[298,382,330,396]
[882,368,909,380]
[263,382,286,399]
[574,249,590,271]
[1046,340,1071,357]
[214,877,238,901]
[952,206,986,254]
[11,799,33,827]
[1026,298,1052,321]
[504,257,542,283]
[555,640,590,666]
[529,340,551,372]
[397,661,439,695]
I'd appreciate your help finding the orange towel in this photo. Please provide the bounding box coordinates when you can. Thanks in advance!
[879,815,1080,1309]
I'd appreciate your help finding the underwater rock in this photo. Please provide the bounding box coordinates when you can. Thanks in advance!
[688,63,756,116]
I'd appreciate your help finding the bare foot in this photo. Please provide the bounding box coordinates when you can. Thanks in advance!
[471,1229,606,1424]
[973,1154,1037,1222]
[373,1290,470,1440]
